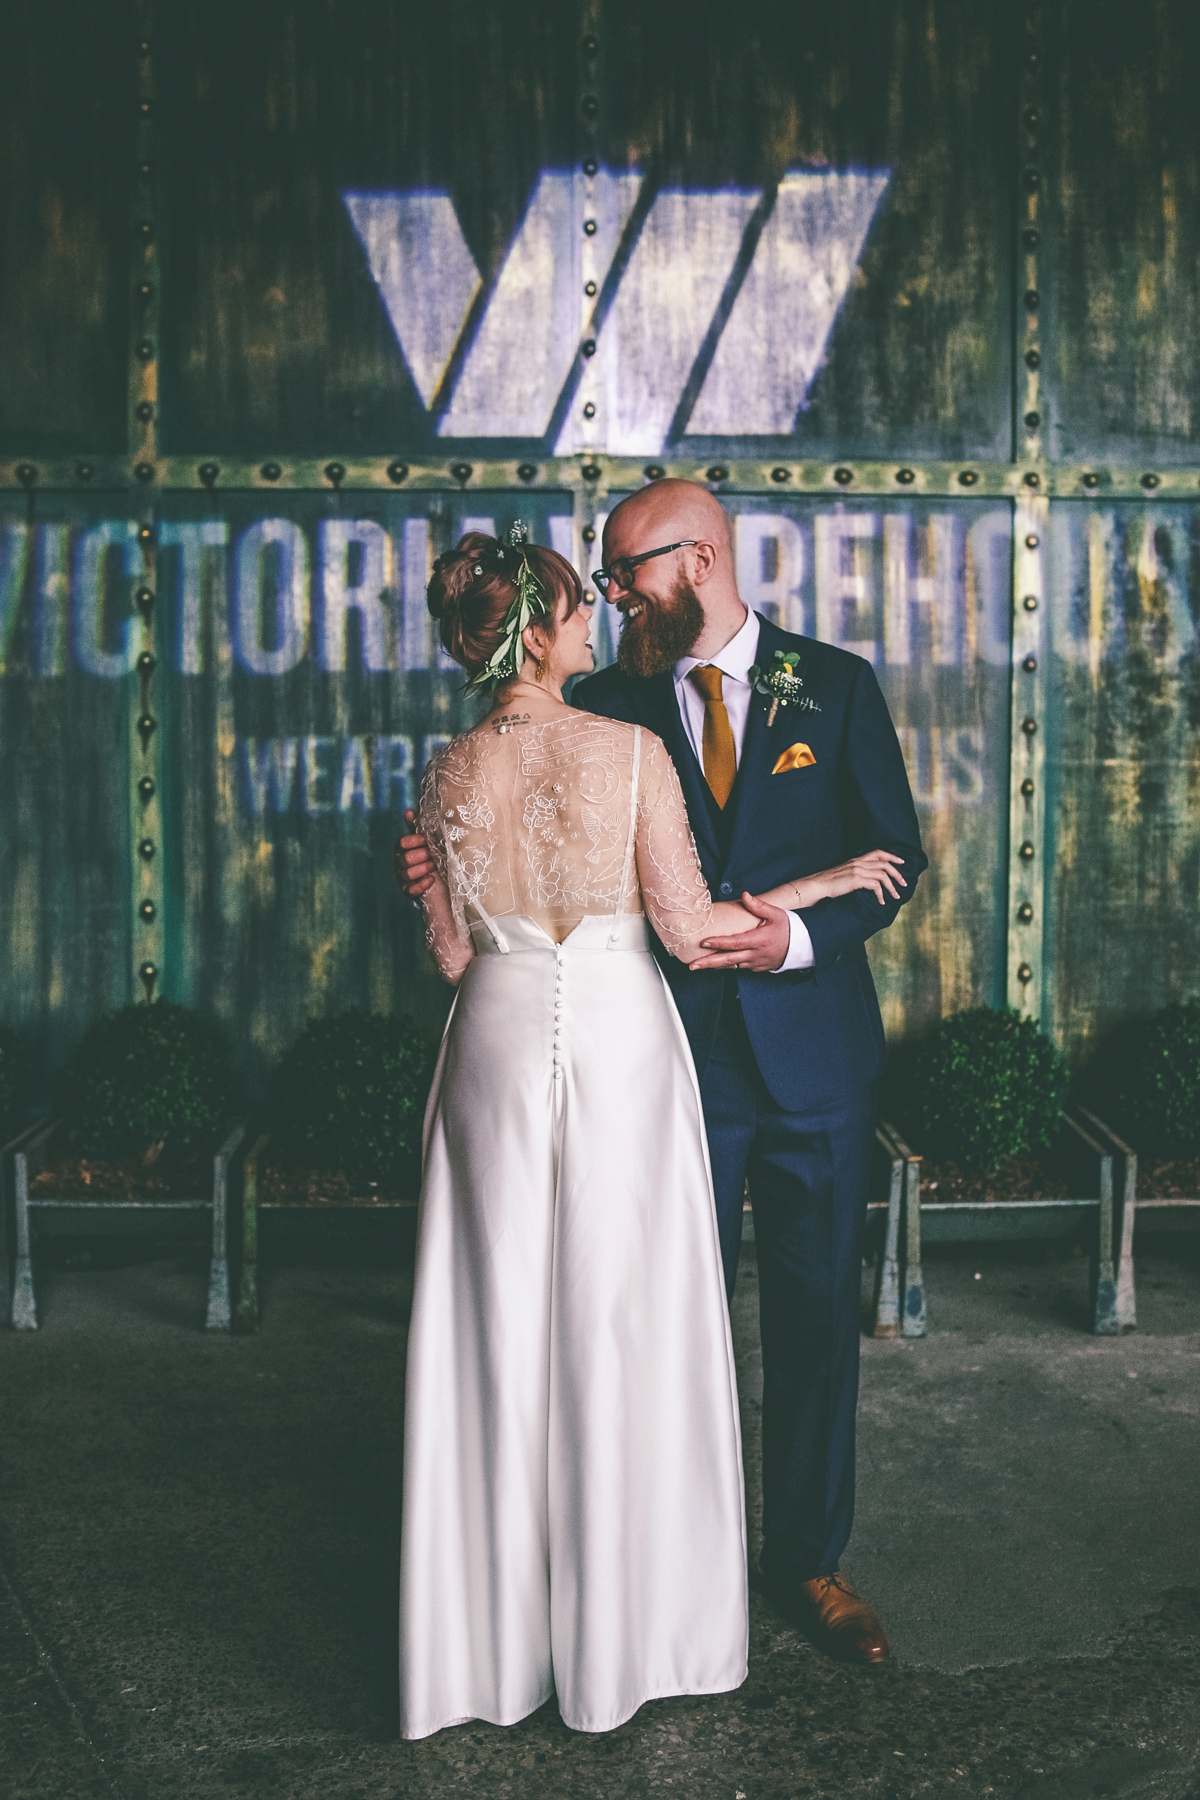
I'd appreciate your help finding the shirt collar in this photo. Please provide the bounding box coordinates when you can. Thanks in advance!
[674,607,761,688]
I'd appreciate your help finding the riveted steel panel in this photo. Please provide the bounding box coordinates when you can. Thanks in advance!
[1042,501,1200,1065]
[0,5,133,455]
[1043,1,1200,466]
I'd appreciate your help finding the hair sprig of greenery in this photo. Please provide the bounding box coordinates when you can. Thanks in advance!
[463,520,550,694]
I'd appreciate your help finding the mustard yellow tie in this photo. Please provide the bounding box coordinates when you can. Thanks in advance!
[688,665,737,808]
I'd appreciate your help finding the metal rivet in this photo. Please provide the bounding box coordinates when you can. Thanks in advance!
[583,159,598,177]
[138,837,156,860]
[582,34,598,54]
[1023,593,1038,611]
[833,466,853,486]
[136,282,153,302]
[76,462,93,481]
[581,462,601,482]
[1023,470,1040,488]
[1024,107,1039,128]
[1024,410,1040,430]
[584,280,597,297]
[1082,472,1099,488]
[198,461,219,488]
[1019,841,1035,861]
[1017,961,1033,982]
[1141,472,1160,490]
[386,460,408,484]
[957,469,979,486]
[138,99,151,118]
[134,462,155,483]
[1023,654,1038,672]
[771,466,791,484]
[1018,902,1034,923]
[1021,778,1035,797]
[1026,50,1038,69]
[517,462,538,482]
[137,524,154,546]
[16,463,36,488]
[1023,228,1040,249]
[136,339,154,361]
[324,461,346,487]
[582,526,596,543]
[1024,168,1040,192]
[136,713,157,749]
[136,586,154,619]
[139,898,156,922]
[137,221,153,241]
[260,461,281,481]
[706,465,729,483]
[1025,533,1039,548]
[1022,716,1037,736]
[895,468,915,484]
[582,338,596,357]
[582,95,598,119]
[136,400,154,422]
[139,962,158,1002]
[138,162,152,179]
[137,651,156,675]
[138,776,155,802]
[450,461,472,483]
[582,401,596,419]
[138,38,151,54]
[1025,348,1041,369]
[583,218,597,236]
[643,464,664,481]
[1024,289,1040,310]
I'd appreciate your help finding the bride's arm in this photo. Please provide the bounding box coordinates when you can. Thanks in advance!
[416,765,475,987]
[634,733,760,962]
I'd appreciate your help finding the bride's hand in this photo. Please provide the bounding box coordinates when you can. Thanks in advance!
[790,850,907,908]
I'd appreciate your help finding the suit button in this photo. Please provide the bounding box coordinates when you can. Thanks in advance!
[719,881,732,896]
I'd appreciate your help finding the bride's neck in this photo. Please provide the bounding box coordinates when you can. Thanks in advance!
[493,672,568,709]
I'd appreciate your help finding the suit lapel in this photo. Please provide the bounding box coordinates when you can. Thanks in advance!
[635,671,722,862]
[725,614,810,868]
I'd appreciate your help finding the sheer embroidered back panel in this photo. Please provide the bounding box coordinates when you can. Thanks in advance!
[419,717,718,977]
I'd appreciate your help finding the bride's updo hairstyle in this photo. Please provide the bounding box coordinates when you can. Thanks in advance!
[427,532,584,674]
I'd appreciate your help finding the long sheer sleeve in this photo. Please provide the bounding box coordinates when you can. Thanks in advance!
[417,761,475,986]
[633,732,721,962]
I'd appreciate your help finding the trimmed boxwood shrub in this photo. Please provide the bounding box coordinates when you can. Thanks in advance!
[271,1010,437,1192]
[1090,1001,1200,1157]
[893,1006,1069,1173]
[58,1001,239,1157]
[0,1025,30,1146]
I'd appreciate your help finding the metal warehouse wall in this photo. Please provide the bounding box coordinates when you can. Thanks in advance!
[1,0,1197,1091]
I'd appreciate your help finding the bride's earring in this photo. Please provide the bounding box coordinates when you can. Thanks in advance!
[533,654,546,684]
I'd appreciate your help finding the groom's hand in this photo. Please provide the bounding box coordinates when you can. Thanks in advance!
[690,893,791,973]
[394,810,437,898]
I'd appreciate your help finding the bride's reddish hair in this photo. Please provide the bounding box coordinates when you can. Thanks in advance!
[427,533,584,673]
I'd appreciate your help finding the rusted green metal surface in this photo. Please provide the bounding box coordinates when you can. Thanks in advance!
[0,0,1197,1098]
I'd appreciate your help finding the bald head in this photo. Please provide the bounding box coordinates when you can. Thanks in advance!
[604,478,732,566]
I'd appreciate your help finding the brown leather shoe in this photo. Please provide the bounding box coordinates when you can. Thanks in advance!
[792,1572,891,1665]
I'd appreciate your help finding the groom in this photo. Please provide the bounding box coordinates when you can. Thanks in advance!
[398,480,925,1664]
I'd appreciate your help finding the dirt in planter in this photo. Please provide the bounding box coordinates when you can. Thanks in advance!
[257,1163,416,1208]
[919,1152,1071,1205]
[1137,1154,1200,1198]
[29,1147,210,1199]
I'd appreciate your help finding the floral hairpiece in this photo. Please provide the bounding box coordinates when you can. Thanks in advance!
[463,521,549,694]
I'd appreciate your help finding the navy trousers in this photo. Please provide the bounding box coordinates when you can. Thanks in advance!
[699,982,878,1583]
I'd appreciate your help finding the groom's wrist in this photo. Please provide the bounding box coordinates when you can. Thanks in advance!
[771,911,816,974]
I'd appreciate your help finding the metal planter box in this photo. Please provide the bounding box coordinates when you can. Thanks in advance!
[236,1131,418,1331]
[8,1119,246,1332]
[878,1110,1122,1338]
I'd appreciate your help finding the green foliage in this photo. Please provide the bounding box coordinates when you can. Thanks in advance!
[58,1001,239,1156]
[1092,1001,1200,1156]
[271,1010,437,1191]
[0,1025,31,1145]
[895,1006,1069,1173]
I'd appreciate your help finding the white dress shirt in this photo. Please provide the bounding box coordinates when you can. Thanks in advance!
[673,609,815,973]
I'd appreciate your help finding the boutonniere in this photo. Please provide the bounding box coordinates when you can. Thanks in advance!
[748,650,820,727]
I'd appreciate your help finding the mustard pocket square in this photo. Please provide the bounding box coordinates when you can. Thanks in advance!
[772,742,816,774]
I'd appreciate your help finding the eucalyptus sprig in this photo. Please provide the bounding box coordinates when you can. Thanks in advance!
[748,648,819,726]
[462,521,550,694]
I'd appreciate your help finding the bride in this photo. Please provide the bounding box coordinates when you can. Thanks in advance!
[399,527,904,1739]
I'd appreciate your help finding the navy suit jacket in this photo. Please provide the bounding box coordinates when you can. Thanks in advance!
[572,613,927,1114]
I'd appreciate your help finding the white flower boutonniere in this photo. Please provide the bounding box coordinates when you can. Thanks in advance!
[748,649,820,727]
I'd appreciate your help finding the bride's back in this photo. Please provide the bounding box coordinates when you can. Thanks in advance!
[420,712,642,944]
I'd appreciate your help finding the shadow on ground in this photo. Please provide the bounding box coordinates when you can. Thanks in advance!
[1,1232,1198,1798]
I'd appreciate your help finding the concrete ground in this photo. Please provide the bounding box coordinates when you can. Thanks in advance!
[1,1226,1198,1800]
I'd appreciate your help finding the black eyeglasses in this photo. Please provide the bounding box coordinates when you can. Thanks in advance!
[591,539,698,595]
